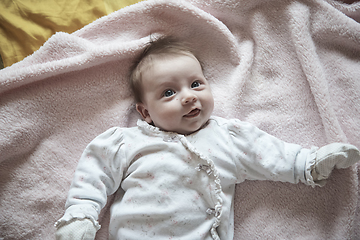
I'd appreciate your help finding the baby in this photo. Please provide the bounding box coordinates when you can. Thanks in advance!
[55,36,360,240]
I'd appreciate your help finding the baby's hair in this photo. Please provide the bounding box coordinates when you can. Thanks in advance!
[129,36,201,103]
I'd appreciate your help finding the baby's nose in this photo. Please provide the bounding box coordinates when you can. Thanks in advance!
[182,92,198,105]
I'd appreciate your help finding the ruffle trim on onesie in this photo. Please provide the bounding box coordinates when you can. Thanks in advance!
[137,120,223,240]
[54,212,101,230]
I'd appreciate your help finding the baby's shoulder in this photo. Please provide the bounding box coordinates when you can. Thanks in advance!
[209,116,253,129]
[94,125,140,143]
[208,116,260,140]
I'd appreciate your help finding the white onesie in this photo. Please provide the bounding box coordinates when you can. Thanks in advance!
[56,116,317,240]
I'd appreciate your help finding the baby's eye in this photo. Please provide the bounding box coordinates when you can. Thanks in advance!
[163,89,175,97]
[191,81,201,88]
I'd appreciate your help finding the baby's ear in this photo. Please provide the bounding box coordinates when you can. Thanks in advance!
[136,103,152,124]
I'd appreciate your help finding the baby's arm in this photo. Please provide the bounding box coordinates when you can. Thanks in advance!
[55,127,126,240]
[228,119,359,185]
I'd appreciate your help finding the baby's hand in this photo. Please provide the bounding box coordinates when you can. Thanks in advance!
[311,143,360,185]
[55,218,97,240]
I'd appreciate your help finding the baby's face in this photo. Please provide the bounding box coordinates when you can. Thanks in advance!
[136,54,214,135]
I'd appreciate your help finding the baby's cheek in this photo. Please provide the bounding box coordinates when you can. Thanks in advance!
[152,108,178,128]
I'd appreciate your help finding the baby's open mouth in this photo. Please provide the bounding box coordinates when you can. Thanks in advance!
[184,108,200,118]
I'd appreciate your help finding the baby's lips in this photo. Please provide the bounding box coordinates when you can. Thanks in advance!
[184,108,200,117]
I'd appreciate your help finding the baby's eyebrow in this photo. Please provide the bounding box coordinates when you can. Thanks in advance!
[156,79,177,88]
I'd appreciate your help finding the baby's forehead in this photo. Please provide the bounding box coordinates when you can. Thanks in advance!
[144,53,201,76]
[146,53,198,75]
[144,51,197,66]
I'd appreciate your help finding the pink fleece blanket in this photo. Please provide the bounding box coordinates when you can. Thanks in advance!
[1,0,360,239]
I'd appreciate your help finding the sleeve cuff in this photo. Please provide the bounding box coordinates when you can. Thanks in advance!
[54,205,101,230]
[305,146,326,187]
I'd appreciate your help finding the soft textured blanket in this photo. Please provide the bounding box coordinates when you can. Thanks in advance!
[1,0,360,239]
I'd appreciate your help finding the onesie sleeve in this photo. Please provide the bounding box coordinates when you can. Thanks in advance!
[228,119,313,185]
[55,127,127,229]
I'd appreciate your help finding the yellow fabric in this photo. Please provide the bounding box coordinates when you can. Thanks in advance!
[0,0,143,68]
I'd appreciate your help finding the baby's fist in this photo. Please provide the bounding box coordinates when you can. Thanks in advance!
[311,143,359,183]
[55,218,97,240]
